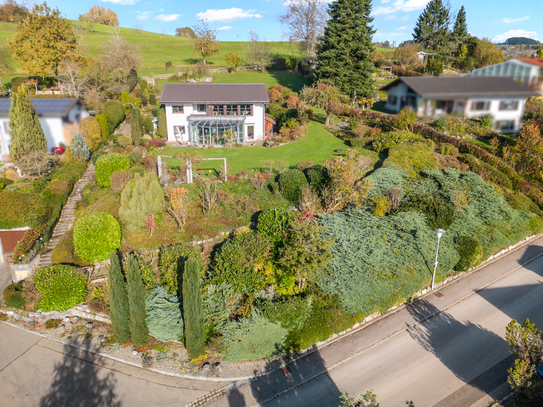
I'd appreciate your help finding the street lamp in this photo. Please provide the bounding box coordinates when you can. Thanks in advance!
[431,229,446,290]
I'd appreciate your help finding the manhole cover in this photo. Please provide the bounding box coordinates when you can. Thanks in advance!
[281,366,291,376]
[434,292,444,298]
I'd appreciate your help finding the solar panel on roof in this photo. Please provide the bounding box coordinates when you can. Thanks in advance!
[0,98,78,117]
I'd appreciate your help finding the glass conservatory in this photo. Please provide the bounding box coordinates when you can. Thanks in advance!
[188,116,245,146]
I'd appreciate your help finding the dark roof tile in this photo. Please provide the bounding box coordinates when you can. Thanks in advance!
[0,97,80,118]
[160,83,270,104]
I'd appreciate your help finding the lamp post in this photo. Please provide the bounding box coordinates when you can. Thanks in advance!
[431,229,446,290]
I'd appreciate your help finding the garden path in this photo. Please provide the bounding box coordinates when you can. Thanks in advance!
[37,163,95,269]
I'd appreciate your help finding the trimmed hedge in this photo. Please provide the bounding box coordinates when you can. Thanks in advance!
[95,153,131,187]
[34,265,87,312]
[278,168,308,202]
[73,212,121,263]
[96,114,110,140]
[100,100,125,133]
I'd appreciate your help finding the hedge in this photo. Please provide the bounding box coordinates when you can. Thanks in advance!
[34,265,87,312]
[73,212,121,263]
[96,114,110,140]
[95,153,131,187]
[100,100,125,132]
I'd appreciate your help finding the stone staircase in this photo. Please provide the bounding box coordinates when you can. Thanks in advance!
[37,163,95,269]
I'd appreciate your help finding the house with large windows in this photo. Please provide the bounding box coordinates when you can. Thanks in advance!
[381,76,538,133]
[468,58,543,92]
[159,83,270,146]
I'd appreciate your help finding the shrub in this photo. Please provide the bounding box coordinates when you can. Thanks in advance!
[80,117,102,152]
[432,118,447,132]
[454,236,483,272]
[438,143,459,156]
[3,283,25,308]
[257,208,294,245]
[221,312,287,362]
[149,94,156,106]
[203,283,241,330]
[120,92,129,104]
[142,116,153,134]
[211,233,272,295]
[34,265,87,312]
[110,170,132,192]
[349,138,372,148]
[278,168,308,202]
[0,176,13,190]
[385,142,440,178]
[116,135,133,148]
[100,100,125,132]
[95,153,131,187]
[0,191,46,229]
[461,154,512,190]
[372,130,418,152]
[90,151,106,165]
[51,229,91,266]
[373,195,392,217]
[392,108,417,130]
[158,244,201,294]
[505,191,542,216]
[304,165,330,191]
[259,296,312,332]
[119,172,165,231]
[146,286,183,342]
[71,133,91,162]
[16,150,56,176]
[95,114,110,140]
[478,114,493,130]
[73,212,121,263]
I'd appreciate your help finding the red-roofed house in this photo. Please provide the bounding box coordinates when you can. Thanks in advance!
[469,58,543,93]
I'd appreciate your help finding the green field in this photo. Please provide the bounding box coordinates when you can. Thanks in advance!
[0,21,302,78]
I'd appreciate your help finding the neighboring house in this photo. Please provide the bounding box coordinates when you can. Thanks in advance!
[468,58,543,92]
[417,51,435,63]
[381,76,538,133]
[159,83,269,146]
[0,97,88,162]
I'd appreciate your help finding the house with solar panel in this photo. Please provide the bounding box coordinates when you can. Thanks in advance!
[381,76,539,133]
[159,83,270,146]
[0,97,88,162]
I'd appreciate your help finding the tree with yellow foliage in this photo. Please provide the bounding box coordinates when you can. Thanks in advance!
[191,21,220,64]
[9,2,80,77]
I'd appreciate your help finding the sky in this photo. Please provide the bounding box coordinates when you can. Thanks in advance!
[45,0,543,44]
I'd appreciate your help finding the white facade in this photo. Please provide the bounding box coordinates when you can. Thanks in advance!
[469,59,543,92]
[163,102,267,145]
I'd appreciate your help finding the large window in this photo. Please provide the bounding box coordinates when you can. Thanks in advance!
[172,105,184,113]
[247,125,255,140]
[226,105,238,115]
[195,104,206,113]
[240,104,252,115]
[496,120,515,131]
[388,95,397,105]
[211,105,225,115]
[471,101,490,111]
[189,117,245,146]
[499,101,519,111]
[173,126,186,138]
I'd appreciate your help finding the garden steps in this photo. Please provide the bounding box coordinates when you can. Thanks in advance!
[37,163,95,269]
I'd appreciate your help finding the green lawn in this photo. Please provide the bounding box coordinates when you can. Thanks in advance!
[0,21,303,78]
[161,118,347,175]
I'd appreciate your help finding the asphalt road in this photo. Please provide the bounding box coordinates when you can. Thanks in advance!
[209,239,543,407]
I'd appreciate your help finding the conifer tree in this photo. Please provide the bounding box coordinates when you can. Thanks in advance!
[413,0,451,50]
[537,45,543,59]
[183,256,205,359]
[126,254,149,347]
[9,90,46,162]
[315,0,376,99]
[108,252,131,344]
[451,6,468,46]
[130,107,142,147]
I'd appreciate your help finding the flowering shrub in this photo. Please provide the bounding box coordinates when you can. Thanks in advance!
[34,265,87,312]
[52,146,65,155]
[13,229,41,259]
[73,212,121,262]
[95,153,131,187]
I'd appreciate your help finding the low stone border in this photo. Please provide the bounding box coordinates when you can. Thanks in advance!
[0,303,110,324]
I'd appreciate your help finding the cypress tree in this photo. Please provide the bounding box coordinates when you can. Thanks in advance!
[451,6,468,46]
[126,254,149,347]
[9,89,47,162]
[157,107,167,137]
[130,107,142,147]
[315,0,376,99]
[413,0,451,50]
[183,256,205,359]
[108,252,131,344]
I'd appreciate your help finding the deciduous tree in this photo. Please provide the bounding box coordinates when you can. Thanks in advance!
[316,0,376,99]
[191,21,220,64]
[9,90,46,163]
[393,44,420,67]
[79,5,118,26]
[472,37,503,67]
[412,0,451,50]
[0,0,27,23]
[9,2,80,76]
[176,27,195,38]
[224,51,241,72]
[299,82,345,125]
[99,27,141,80]
[108,252,131,344]
[243,31,273,70]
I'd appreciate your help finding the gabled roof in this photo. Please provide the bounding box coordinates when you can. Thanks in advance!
[517,58,543,67]
[381,76,539,98]
[0,97,80,118]
[160,83,270,104]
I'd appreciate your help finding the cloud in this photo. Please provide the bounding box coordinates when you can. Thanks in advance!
[196,8,262,23]
[492,29,540,43]
[217,26,234,31]
[156,14,180,22]
[497,15,530,24]
[101,0,137,5]
[385,15,396,20]
[396,25,409,30]
[373,0,430,16]
[133,11,153,20]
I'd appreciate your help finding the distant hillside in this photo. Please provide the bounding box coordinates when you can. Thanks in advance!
[0,20,302,78]
[505,37,541,45]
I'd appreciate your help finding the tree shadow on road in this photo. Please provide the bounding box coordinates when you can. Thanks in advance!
[39,337,120,407]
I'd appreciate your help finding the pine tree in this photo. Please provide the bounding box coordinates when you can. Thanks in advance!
[315,0,376,99]
[451,6,468,46]
[108,252,131,344]
[413,0,451,50]
[537,45,543,59]
[183,256,205,359]
[126,254,149,347]
[130,107,142,147]
[9,90,46,162]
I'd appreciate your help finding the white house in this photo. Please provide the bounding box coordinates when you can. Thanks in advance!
[468,58,543,92]
[381,76,538,133]
[0,97,88,162]
[159,83,269,146]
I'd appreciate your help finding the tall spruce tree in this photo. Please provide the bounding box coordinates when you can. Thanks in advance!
[451,6,468,46]
[126,254,149,347]
[315,0,376,99]
[183,256,205,359]
[130,107,142,147]
[108,252,131,344]
[413,0,451,50]
[9,90,46,162]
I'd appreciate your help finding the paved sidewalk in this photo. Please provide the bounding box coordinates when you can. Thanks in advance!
[205,236,543,407]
